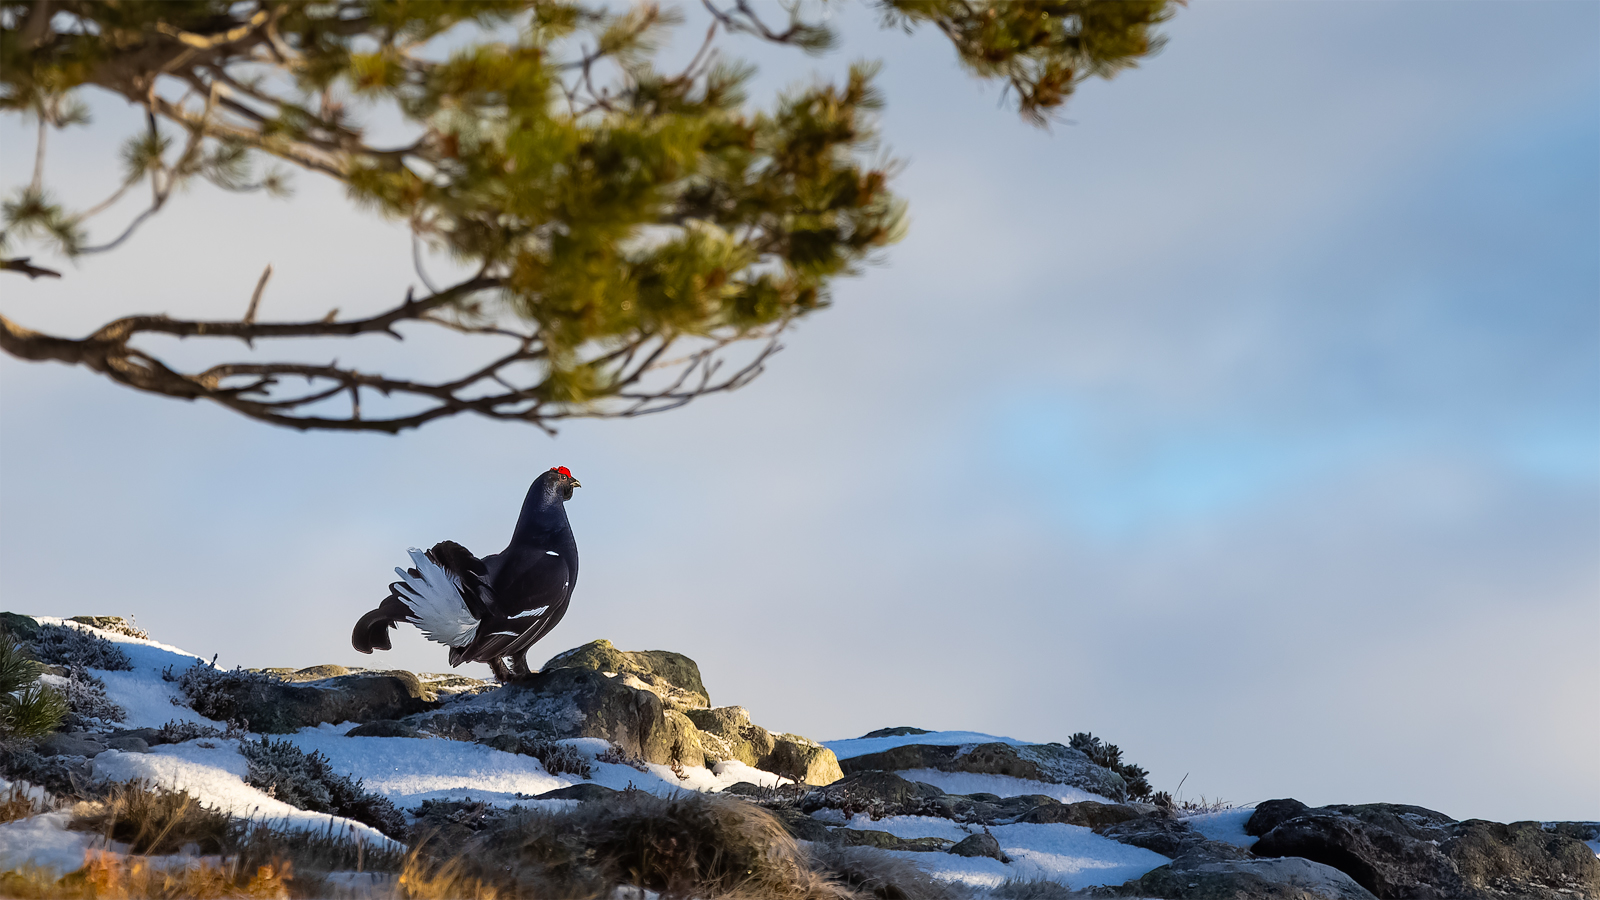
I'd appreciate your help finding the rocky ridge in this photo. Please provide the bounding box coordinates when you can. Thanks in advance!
[1,615,1595,900]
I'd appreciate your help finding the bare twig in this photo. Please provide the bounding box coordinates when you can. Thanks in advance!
[0,257,63,279]
[243,264,272,324]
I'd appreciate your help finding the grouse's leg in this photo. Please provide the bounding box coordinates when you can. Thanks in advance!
[510,651,532,679]
[487,657,513,682]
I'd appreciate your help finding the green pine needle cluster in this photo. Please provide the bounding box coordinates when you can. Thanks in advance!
[1,0,1175,426]
[0,632,66,741]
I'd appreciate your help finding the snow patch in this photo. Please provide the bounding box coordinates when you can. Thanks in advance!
[0,811,103,876]
[91,742,398,848]
[1184,807,1258,848]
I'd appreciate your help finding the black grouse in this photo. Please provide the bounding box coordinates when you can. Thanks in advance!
[351,465,581,681]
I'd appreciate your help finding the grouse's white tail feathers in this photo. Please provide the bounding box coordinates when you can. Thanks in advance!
[393,548,479,648]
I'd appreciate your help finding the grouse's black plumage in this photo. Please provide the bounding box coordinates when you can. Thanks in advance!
[352,466,580,680]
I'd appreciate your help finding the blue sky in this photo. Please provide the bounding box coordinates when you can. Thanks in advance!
[1,2,1596,822]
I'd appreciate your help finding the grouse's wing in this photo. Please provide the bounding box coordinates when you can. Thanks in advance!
[457,552,570,664]
[427,541,493,618]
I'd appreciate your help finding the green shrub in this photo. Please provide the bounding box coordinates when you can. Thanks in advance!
[238,736,405,839]
[23,623,132,671]
[58,665,125,727]
[1070,732,1154,802]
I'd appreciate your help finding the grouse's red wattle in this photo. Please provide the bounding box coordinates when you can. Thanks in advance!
[351,466,581,681]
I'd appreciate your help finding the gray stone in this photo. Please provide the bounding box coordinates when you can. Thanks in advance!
[187,669,441,733]
[407,666,704,767]
[106,727,164,747]
[1019,799,1144,828]
[0,612,42,638]
[1128,854,1379,900]
[1247,798,1312,836]
[830,828,952,852]
[1442,819,1600,900]
[104,736,149,753]
[685,706,774,768]
[948,832,1008,862]
[802,771,948,819]
[858,726,932,738]
[37,732,106,758]
[535,783,619,802]
[541,639,710,709]
[764,733,843,786]
[345,720,423,738]
[840,741,1126,800]
[67,616,148,640]
[1097,816,1219,860]
[1251,808,1463,898]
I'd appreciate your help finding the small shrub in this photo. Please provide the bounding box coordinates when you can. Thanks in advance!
[238,736,405,839]
[0,745,84,801]
[0,782,49,823]
[24,623,132,671]
[991,876,1074,899]
[526,740,592,779]
[0,632,66,740]
[69,782,241,854]
[156,719,228,744]
[595,744,649,772]
[1069,732,1153,802]
[57,665,125,726]
[168,660,281,729]
[807,842,969,900]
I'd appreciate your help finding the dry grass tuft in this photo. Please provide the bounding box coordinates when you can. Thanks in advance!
[805,843,969,900]
[0,780,50,823]
[68,782,240,855]
[0,851,291,899]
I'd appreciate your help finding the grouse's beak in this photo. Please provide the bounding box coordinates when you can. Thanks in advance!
[570,478,581,489]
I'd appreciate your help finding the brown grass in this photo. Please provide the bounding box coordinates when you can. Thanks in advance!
[0,781,49,823]
[0,851,291,899]
[68,783,239,855]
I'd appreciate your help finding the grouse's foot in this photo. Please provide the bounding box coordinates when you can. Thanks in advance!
[510,652,532,679]
[487,657,513,682]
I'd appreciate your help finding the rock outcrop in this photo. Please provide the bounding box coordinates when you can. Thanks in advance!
[840,739,1128,799]
[1244,798,1600,900]
[397,639,842,784]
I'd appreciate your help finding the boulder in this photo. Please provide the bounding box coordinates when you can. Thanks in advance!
[542,639,710,710]
[840,741,1126,800]
[830,828,953,852]
[105,727,164,747]
[1441,819,1600,900]
[1019,799,1144,828]
[103,736,149,753]
[0,612,41,638]
[1251,807,1465,898]
[1247,798,1313,836]
[858,726,932,738]
[685,706,775,768]
[184,668,440,733]
[765,733,843,786]
[948,832,1008,862]
[1096,817,1221,860]
[407,666,703,767]
[1127,853,1379,900]
[67,617,149,640]
[37,732,106,758]
[535,783,619,802]
[802,772,948,819]
[345,720,423,739]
